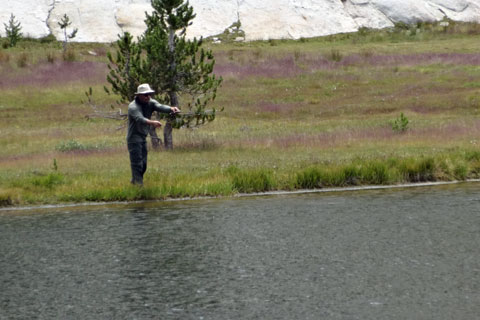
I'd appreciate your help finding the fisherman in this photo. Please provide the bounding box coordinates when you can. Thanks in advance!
[127,83,180,186]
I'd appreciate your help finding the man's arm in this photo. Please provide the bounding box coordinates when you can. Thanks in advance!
[145,119,162,128]
[151,99,180,114]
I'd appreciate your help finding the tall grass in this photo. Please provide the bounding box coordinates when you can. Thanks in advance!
[2,23,480,206]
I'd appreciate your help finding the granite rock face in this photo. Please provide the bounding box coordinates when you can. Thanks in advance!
[1,0,480,42]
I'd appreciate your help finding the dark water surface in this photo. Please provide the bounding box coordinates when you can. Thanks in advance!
[1,183,479,319]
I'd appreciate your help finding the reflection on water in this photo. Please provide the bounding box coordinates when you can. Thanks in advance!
[1,183,479,319]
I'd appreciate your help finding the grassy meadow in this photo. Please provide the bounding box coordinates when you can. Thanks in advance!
[2,21,480,206]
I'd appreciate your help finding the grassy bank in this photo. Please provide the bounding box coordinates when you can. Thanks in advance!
[2,21,480,206]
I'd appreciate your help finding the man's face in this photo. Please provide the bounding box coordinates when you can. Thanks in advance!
[137,93,152,104]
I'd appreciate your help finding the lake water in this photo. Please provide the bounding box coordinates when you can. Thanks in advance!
[1,183,479,319]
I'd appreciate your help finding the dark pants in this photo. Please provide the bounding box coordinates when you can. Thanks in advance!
[128,141,148,185]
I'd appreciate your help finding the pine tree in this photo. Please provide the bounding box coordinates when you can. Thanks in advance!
[105,32,143,104]
[104,0,222,150]
[104,32,163,149]
[141,0,222,149]
[58,14,78,54]
[140,0,222,149]
[4,14,22,48]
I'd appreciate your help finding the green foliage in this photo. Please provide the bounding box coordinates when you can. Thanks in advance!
[296,167,324,189]
[105,32,142,103]
[398,157,436,182]
[296,162,391,189]
[391,112,409,133]
[465,150,480,161]
[0,194,13,206]
[55,140,86,152]
[227,166,275,192]
[453,163,468,180]
[31,173,64,189]
[362,162,390,185]
[215,20,245,42]
[4,14,22,48]
[55,140,108,152]
[327,49,343,62]
[104,0,223,140]
[58,14,78,53]
[39,34,57,44]
[142,0,222,117]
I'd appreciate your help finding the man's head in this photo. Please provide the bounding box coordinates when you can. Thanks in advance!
[135,83,155,104]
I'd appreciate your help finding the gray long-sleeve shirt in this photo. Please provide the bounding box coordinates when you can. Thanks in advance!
[127,98,172,143]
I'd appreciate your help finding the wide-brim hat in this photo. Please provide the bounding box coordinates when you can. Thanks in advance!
[135,83,155,95]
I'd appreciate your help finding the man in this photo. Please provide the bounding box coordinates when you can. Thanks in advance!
[127,83,180,185]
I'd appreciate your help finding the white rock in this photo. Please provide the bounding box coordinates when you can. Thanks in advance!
[239,0,358,41]
[371,0,441,24]
[48,0,123,43]
[115,3,153,40]
[186,0,238,39]
[428,0,480,22]
[0,0,51,38]
[342,0,394,29]
[1,0,480,42]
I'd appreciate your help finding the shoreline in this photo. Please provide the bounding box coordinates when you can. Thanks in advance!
[2,179,479,213]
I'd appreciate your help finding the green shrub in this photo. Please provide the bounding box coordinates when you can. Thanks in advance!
[469,161,480,178]
[328,49,343,62]
[230,168,274,193]
[391,112,409,133]
[0,194,13,206]
[55,140,86,152]
[453,163,468,180]
[343,165,361,185]
[4,14,22,48]
[55,140,108,152]
[465,150,480,161]
[296,167,324,189]
[31,173,64,189]
[399,157,436,182]
[39,34,57,44]
[361,162,390,185]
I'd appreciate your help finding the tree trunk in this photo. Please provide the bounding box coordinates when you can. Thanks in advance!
[164,29,178,150]
[163,121,173,150]
[149,126,162,150]
[164,91,178,150]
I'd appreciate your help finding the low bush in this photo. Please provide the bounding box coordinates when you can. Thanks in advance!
[55,140,108,152]
[16,52,28,67]
[296,167,324,189]
[361,162,391,185]
[398,157,436,182]
[31,172,64,189]
[55,140,87,152]
[228,166,275,192]
[391,113,409,133]
[0,194,13,206]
